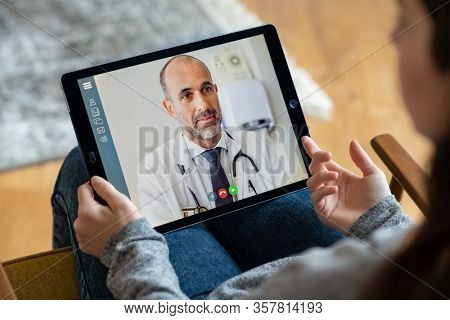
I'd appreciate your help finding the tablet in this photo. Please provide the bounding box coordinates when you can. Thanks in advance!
[61,24,311,233]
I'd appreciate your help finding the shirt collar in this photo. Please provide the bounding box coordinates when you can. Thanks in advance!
[183,129,228,159]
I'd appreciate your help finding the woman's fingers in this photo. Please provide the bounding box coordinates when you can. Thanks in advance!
[90,176,129,211]
[77,182,97,211]
[349,140,380,177]
[311,185,338,212]
[309,151,332,174]
[302,136,322,157]
[307,170,338,191]
[302,136,334,174]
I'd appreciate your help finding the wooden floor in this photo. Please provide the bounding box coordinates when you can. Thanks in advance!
[0,0,432,262]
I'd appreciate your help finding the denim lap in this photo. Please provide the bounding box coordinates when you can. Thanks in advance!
[205,188,343,271]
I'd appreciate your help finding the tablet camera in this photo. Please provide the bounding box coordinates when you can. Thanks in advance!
[289,99,299,109]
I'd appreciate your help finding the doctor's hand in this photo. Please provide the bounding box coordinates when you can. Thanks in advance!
[74,176,142,258]
[302,136,391,232]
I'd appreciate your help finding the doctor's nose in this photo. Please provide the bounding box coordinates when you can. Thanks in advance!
[192,92,210,111]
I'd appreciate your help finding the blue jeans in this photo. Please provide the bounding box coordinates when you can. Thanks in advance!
[52,147,343,299]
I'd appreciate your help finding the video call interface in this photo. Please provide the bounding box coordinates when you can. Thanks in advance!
[77,35,308,228]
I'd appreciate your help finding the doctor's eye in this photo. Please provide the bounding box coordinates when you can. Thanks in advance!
[201,85,214,94]
[180,92,193,101]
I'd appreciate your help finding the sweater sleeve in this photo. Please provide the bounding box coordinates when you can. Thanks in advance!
[208,196,414,299]
[241,227,411,300]
[99,197,414,300]
[99,218,188,300]
[348,195,414,240]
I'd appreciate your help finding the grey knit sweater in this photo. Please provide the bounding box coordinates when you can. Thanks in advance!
[99,195,413,299]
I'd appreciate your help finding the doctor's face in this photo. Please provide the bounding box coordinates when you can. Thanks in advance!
[162,57,222,143]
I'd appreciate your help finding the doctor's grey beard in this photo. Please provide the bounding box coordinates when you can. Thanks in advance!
[183,120,221,140]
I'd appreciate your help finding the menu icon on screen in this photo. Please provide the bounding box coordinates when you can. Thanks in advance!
[82,82,92,90]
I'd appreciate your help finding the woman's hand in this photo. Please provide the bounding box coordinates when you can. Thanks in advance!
[74,176,142,258]
[302,136,391,232]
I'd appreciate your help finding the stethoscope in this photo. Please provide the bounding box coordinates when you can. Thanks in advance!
[177,131,260,214]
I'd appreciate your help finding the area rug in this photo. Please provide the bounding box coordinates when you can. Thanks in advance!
[0,0,333,171]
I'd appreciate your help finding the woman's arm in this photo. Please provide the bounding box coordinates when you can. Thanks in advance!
[207,194,413,300]
[100,218,188,299]
[348,194,413,240]
[243,226,411,300]
[75,176,187,299]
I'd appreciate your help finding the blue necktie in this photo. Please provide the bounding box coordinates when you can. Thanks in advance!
[201,147,233,207]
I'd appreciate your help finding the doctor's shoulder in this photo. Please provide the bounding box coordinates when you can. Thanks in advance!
[138,137,177,177]
[232,129,272,151]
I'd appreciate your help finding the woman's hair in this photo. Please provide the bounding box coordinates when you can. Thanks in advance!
[361,0,450,299]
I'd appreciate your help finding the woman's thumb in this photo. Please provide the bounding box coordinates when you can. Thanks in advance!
[90,176,123,208]
[349,140,378,176]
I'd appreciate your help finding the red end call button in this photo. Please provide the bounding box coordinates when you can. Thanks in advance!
[218,188,228,199]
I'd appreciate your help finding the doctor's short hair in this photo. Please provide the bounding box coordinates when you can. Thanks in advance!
[159,55,213,100]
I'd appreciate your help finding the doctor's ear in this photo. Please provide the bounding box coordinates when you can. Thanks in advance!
[162,99,176,118]
[214,84,218,93]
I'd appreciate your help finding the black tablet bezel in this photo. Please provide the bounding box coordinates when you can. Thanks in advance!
[61,24,311,233]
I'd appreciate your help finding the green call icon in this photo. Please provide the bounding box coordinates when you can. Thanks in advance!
[228,185,238,195]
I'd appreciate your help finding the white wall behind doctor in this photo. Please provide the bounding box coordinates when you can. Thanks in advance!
[95,35,307,206]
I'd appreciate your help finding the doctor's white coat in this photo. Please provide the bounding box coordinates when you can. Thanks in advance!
[138,130,288,227]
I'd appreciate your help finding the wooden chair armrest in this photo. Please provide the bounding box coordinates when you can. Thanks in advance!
[371,134,430,218]
[0,263,16,300]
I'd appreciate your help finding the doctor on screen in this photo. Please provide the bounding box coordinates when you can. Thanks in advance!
[138,55,287,227]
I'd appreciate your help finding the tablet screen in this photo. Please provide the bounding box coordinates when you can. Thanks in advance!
[75,33,308,228]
